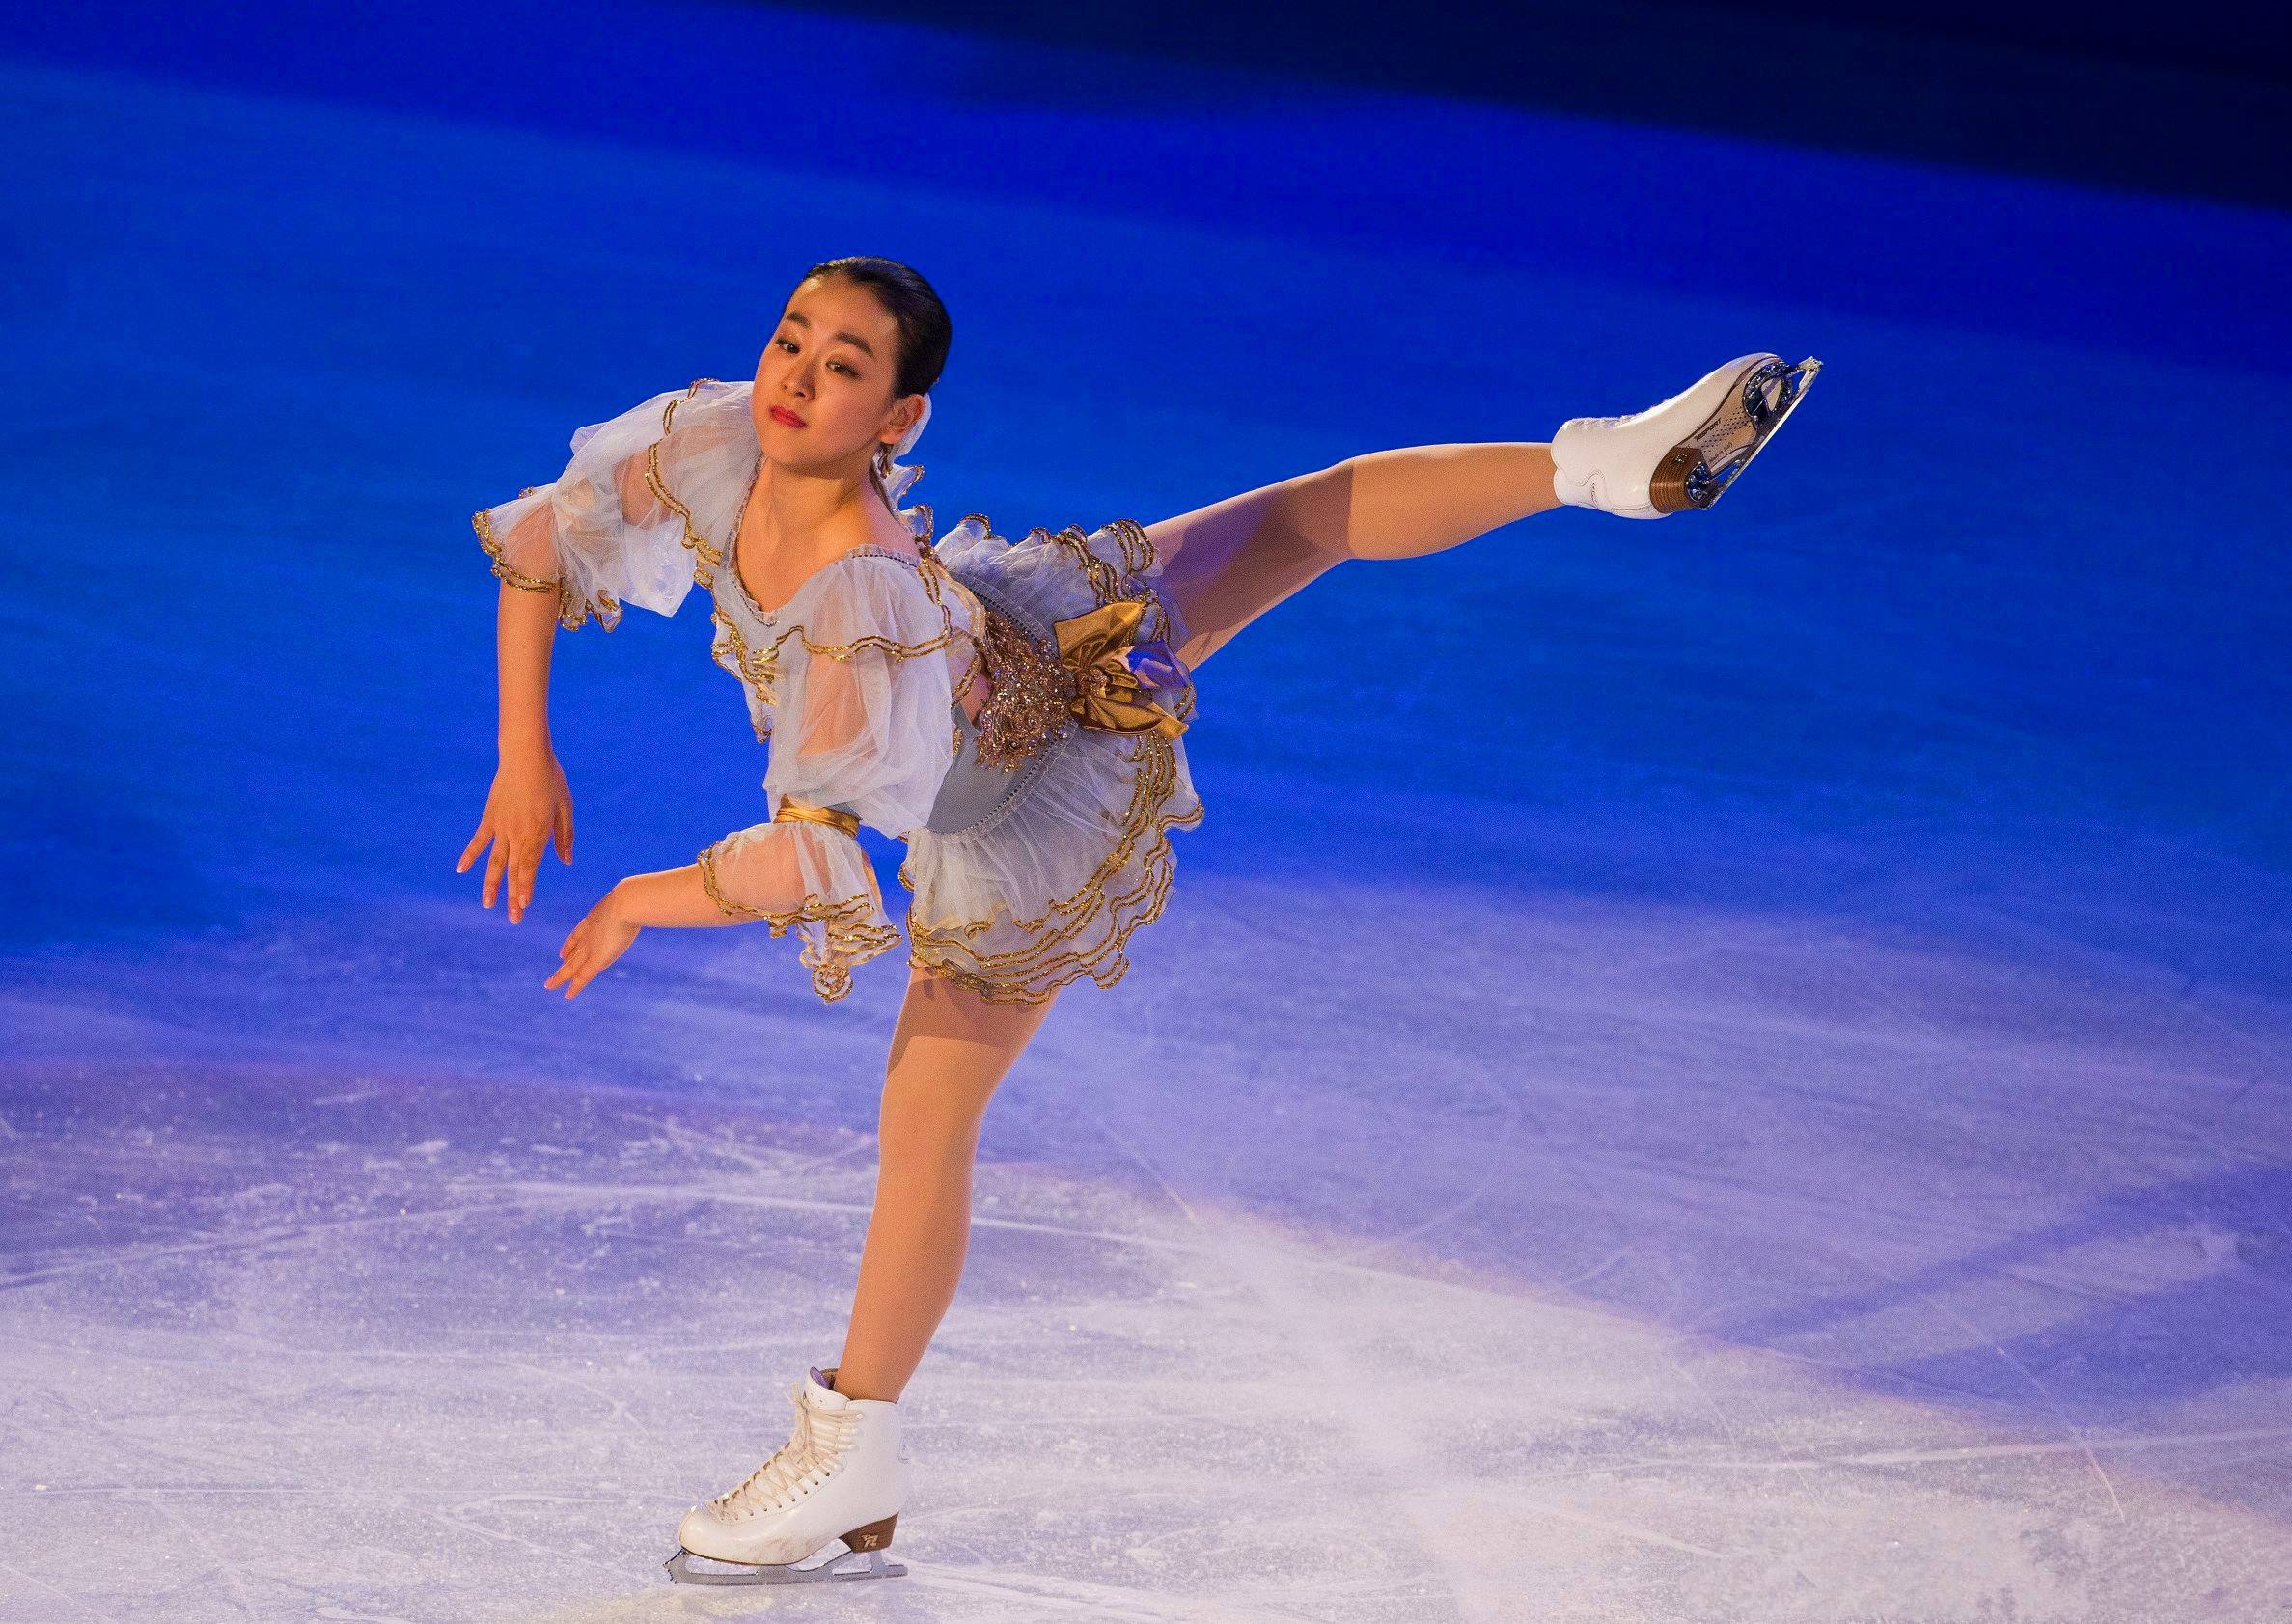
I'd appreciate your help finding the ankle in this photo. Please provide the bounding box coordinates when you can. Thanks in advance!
[822,1364,899,1403]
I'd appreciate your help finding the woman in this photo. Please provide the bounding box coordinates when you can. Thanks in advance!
[459,256,1819,1584]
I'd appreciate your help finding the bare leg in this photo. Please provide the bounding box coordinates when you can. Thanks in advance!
[829,962,1060,1402]
[829,445,1552,1395]
[1145,444,1560,669]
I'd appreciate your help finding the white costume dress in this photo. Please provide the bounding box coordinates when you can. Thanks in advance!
[473,378,1203,1005]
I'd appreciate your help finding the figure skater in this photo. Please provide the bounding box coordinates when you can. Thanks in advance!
[458,256,1820,1585]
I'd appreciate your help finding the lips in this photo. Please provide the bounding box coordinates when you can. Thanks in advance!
[769,406,807,427]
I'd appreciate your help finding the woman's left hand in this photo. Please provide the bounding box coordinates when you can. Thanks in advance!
[547,883,642,999]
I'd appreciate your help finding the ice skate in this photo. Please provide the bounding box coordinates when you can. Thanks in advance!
[662,1364,910,1585]
[1550,352,1822,518]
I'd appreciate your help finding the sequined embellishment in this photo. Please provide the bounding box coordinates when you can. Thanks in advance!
[971,604,1076,770]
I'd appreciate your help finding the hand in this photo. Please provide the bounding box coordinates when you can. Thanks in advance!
[458,747,574,922]
[546,883,641,999]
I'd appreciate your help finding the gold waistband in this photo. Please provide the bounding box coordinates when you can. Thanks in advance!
[774,797,861,839]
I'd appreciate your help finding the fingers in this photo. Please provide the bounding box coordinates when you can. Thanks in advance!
[546,948,598,998]
[545,921,586,995]
[472,824,555,922]
[457,818,492,875]
[553,800,575,865]
[542,913,626,1000]
[545,924,582,990]
[509,843,541,923]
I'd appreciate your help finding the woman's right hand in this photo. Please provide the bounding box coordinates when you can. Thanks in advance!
[458,747,574,923]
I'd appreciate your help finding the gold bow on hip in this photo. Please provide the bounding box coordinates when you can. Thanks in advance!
[1051,599,1189,740]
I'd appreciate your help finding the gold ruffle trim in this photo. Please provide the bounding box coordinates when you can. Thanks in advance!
[643,380,727,592]
[705,536,991,759]
[471,504,556,593]
[472,503,623,632]
[696,840,902,1005]
[708,600,778,742]
[897,512,1201,1005]
[900,729,1204,1007]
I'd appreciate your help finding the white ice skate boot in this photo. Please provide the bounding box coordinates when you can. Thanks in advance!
[663,1364,909,1585]
[1550,352,1822,518]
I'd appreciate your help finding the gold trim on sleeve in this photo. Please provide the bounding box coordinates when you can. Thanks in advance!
[774,797,862,839]
[694,831,902,1004]
[471,508,561,594]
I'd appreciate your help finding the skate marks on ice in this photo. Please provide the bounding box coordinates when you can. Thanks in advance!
[3,1049,2291,1623]
[967,860,2292,1621]
[953,1187,2292,1624]
[9,833,2292,1624]
[0,1058,1400,1624]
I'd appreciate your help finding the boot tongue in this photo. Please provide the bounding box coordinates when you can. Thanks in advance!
[805,1367,850,1409]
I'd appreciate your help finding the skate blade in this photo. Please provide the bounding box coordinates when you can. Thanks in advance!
[1651,355,1823,513]
[664,1543,908,1584]
[1703,355,1821,508]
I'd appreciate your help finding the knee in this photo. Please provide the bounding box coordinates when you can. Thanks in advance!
[876,1064,997,1152]
[1276,460,1359,563]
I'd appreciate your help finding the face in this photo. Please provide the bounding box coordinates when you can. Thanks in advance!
[752,276,921,478]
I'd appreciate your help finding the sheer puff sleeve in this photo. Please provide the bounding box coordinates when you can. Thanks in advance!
[471,379,757,630]
[696,554,968,1004]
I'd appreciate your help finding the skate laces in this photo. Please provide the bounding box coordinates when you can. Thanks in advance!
[712,1380,863,1516]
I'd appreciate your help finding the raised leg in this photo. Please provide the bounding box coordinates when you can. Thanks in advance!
[1143,443,1560,670]
[829,962,1060,1402]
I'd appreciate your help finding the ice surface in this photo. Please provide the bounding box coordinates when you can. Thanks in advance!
[2,10,2289,1622]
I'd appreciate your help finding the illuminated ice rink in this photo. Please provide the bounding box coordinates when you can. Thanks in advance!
[3,5,2288,1619]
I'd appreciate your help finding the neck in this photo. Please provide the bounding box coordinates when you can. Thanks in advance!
[745,455,915,561]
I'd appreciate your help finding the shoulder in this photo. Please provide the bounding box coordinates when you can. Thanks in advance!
[649,376,753,450]
[567,377,753,467]
[635,379,759,534]
[668,376,753,420]
[778,549,960,658]
[815,547,950,619]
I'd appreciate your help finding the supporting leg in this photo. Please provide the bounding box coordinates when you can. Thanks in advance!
[1143,444,1560,669]
[829,963,1059,1402]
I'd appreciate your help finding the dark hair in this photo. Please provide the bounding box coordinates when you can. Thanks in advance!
[797,255,951,403]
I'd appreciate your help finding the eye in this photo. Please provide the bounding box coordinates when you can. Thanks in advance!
[773,337,858,377]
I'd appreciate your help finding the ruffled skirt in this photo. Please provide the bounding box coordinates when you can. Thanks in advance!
[899,515,1204,1005]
